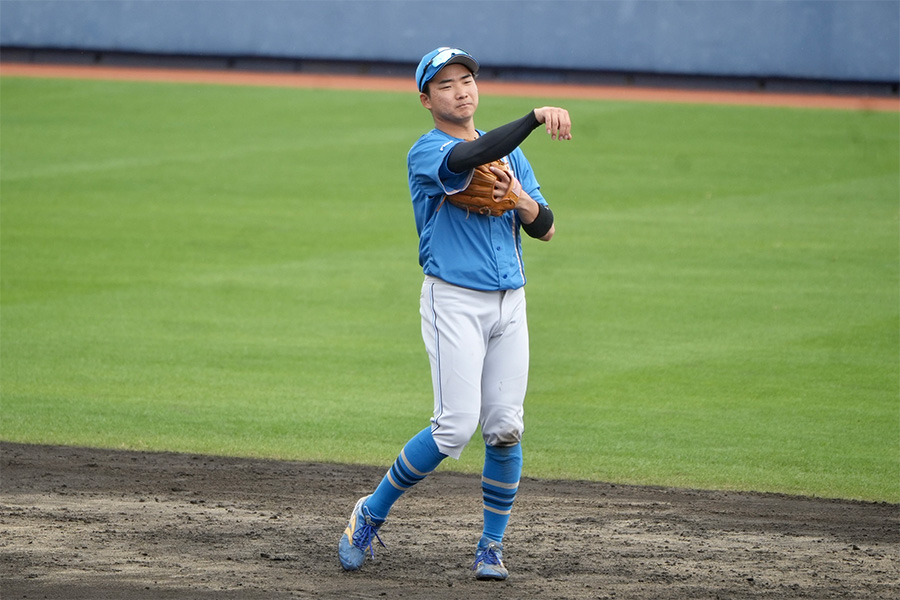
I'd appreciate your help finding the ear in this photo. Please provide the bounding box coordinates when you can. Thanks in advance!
[420,92,432,110]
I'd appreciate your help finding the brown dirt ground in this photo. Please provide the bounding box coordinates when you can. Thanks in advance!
[1,62,898,111]
[1,442,898,600]
[1,63,898,599]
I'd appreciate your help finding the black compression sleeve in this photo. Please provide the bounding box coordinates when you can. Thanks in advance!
[446,111,542,173]
[521,204,554,239]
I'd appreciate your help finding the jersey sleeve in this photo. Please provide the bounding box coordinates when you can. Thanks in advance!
[407,132,473,197]
[508,148,547,206]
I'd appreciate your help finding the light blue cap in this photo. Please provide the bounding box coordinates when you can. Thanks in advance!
[416,47,479,93]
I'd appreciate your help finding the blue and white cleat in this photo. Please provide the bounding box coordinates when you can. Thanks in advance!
[473,535,509,580]
[338,495,385,571]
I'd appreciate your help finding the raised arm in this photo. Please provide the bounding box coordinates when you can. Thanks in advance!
[447,107,572,173]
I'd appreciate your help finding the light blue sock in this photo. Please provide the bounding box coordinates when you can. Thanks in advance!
[482,443,523,542]
[364,427,446,522]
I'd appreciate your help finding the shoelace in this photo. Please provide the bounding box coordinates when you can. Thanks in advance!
[473,544,503,569]
[353,519,385,559]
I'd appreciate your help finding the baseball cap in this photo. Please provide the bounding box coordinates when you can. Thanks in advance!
[416,47,479,93]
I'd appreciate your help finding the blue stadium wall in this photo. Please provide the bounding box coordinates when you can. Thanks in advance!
[1,0,897,86]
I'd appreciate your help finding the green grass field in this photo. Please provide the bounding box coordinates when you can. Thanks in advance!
[1,76,897,502]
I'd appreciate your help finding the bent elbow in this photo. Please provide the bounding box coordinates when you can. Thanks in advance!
[540,224,555,241]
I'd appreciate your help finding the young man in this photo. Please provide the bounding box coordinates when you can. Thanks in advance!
[338,47,572,580]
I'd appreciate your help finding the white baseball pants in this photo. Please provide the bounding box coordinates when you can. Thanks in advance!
[420,276,529,459]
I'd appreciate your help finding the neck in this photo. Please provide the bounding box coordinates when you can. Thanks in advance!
[434,118,476,140]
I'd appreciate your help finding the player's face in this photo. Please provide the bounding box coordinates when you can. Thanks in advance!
[421,64,479,125]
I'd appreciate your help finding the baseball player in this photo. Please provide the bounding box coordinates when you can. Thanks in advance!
[338,47,572,580]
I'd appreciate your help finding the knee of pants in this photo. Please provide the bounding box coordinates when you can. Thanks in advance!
[431,415,480,460]
[482,417,523,448]
[481,406,524,448]
[482,427,523,448]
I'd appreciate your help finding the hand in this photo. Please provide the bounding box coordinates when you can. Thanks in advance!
[533,107,572,140]
[490,165,522,203]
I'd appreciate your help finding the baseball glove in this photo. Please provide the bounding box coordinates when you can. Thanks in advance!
[444,160,520,217]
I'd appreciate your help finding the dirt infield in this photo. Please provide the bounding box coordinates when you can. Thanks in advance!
[1,442,897,600]
[1,62,898,112]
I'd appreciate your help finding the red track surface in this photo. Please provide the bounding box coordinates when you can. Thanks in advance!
[2,62,898,112]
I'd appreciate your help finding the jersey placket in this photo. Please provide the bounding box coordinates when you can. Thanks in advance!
[489,216,521,288]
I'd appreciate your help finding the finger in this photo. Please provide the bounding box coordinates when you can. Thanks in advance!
[536,107,560,139]
[546,113,557,139]
[549,111,564,140]
[549,110,570,141]
[559,110,572,140]
[490,166,511,182]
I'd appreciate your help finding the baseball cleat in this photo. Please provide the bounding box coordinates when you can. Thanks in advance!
[473,535,509,580]
[338,495,385,571]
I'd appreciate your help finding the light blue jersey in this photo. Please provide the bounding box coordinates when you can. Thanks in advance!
[407,129,547,291]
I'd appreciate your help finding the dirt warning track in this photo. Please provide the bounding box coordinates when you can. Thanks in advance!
[2,62,898,112]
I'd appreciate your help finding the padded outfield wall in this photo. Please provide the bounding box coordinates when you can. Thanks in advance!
[1,0,897,86]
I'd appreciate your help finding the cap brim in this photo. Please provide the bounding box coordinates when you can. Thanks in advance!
[443,55,479,76]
